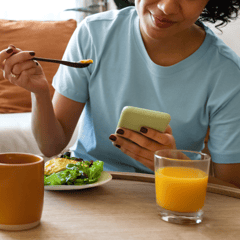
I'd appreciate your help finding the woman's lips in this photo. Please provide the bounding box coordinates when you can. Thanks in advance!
[151,14,176,28]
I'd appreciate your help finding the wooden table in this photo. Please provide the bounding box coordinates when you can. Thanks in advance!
[1,172,240,240]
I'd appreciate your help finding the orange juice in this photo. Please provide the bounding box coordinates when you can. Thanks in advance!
[155,167,208,213]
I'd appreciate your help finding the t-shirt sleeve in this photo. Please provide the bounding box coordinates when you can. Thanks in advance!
[207,59,240,164]
[52,19,95,103]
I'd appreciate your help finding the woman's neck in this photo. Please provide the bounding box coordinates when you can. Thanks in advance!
[142,24,206,67]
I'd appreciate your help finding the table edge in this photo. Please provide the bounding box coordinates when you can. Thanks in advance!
[108,171,240,199]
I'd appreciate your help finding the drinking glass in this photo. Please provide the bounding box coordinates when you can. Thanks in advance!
[154,149,211,224]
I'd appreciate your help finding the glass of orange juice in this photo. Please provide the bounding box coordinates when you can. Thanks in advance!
[154,149,211,225]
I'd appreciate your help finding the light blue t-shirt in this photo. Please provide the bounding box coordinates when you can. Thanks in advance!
[52,7,240,173]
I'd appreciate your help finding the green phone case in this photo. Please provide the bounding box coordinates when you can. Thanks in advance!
[117,106,171,132]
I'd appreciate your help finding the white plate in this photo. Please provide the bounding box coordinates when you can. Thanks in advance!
[44,171,112,191]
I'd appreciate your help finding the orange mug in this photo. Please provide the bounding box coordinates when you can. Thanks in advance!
[0,153,44,231]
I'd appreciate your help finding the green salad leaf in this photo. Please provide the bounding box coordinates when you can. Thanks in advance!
[44,159,104,186]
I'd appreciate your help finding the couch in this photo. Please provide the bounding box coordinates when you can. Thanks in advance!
[0,19,79,161]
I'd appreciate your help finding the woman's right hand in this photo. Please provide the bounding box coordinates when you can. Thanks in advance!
[0,45,49,95]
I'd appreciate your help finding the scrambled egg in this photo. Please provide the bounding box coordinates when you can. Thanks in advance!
[79,59,93,64]
[44,158,78,175]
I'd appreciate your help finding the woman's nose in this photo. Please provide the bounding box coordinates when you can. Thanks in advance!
[157,0,180,15]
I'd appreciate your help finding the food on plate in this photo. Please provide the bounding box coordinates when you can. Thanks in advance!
[44,158,79,175]
[44,155,104,186]
[79,59,93,64]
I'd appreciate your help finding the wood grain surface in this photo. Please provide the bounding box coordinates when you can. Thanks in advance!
[0,172,239,240]
[110,171,240,199]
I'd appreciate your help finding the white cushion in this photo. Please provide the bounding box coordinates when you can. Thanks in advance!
[0,113,79,160]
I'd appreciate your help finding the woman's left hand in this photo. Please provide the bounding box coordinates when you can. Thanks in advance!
[109,125,176,171]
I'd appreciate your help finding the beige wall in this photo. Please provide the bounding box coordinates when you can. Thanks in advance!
[108,0,117,10]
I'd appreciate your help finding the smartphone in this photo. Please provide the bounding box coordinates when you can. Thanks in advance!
[117,106,171,133]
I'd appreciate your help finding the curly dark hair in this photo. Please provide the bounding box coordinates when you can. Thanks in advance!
[113,0,240,31]
[199,0,240,30]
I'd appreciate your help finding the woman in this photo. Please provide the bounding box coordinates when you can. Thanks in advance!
[1,0,240,187]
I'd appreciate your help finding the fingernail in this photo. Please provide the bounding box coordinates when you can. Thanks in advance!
[9,44,16,48]
[140,127,148,133]
[109,135,116,141]
[115,144,121,148]
[6,48,13,54]
[29,51,35,56]
[116,129,124,135]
